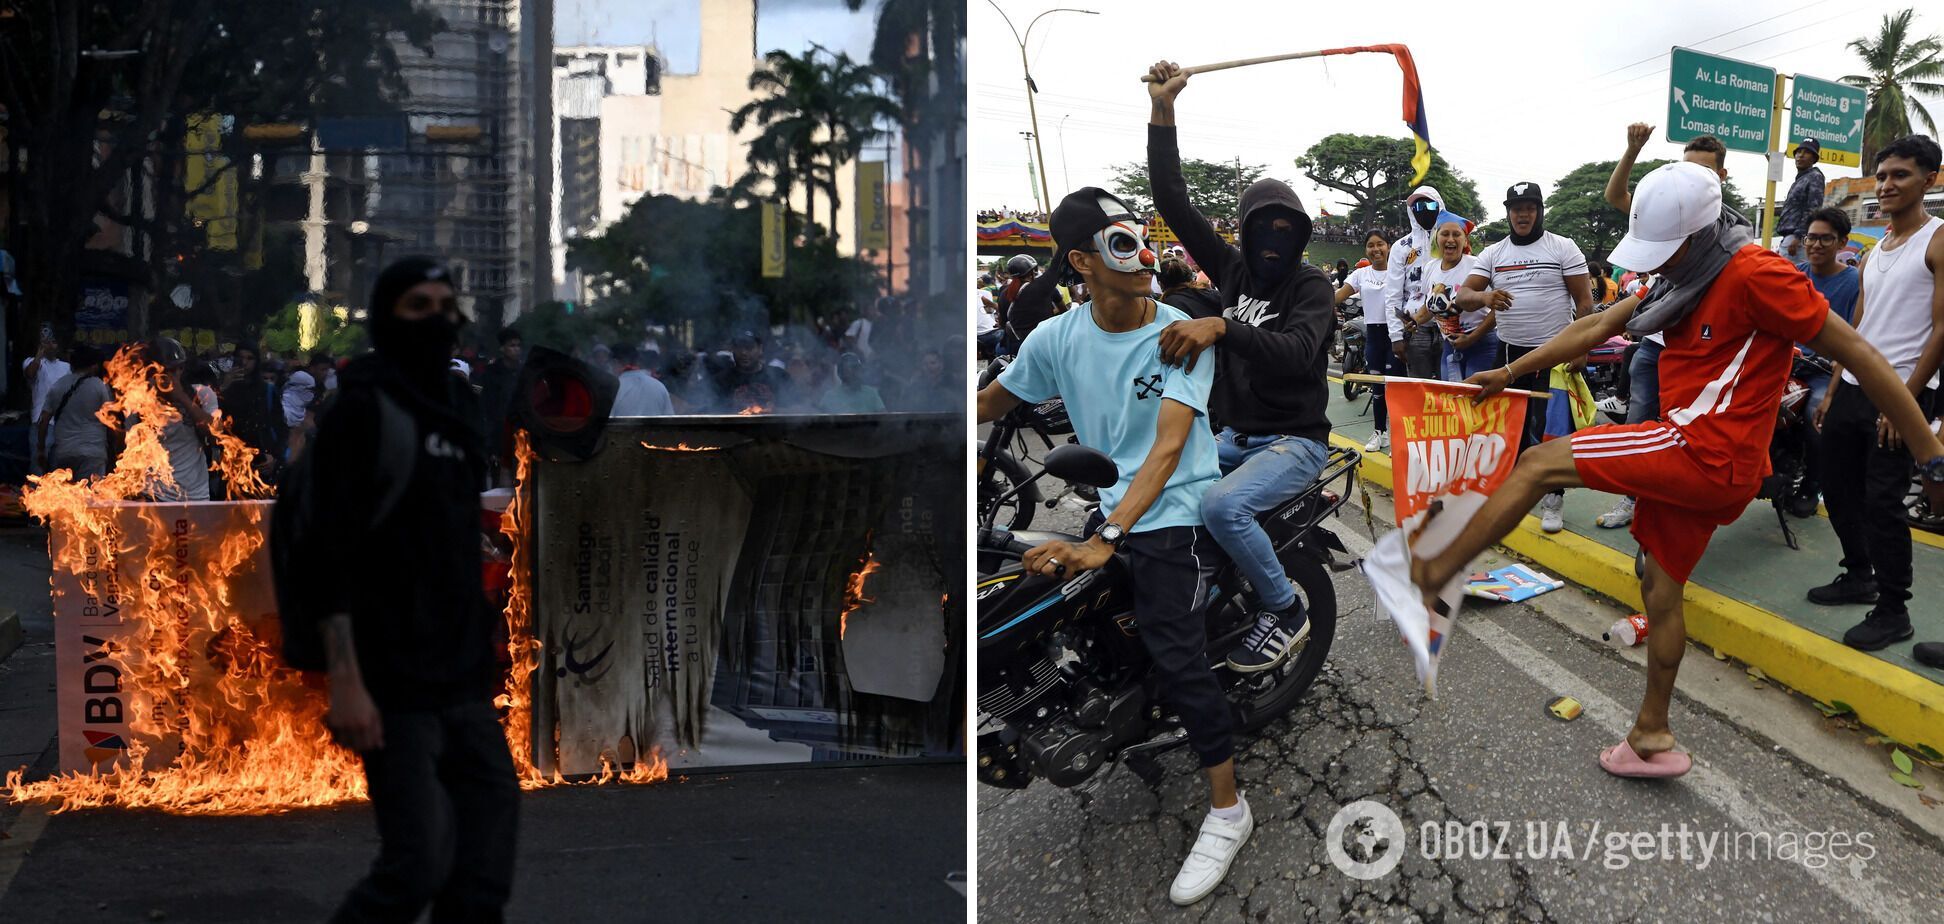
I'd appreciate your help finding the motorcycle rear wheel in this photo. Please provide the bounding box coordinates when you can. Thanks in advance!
[1213,545,1338,735]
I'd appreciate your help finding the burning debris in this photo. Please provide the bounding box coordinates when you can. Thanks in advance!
[840,536,883,640]
[2,367,666,816]
[638,442,726,453]
[735,405,769,416]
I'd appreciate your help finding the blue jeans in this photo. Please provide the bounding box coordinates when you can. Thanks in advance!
[1202,429,1330,611]
[1441,331,1500,382]
[1627,338,1664,424]
[1365,324,1401,432]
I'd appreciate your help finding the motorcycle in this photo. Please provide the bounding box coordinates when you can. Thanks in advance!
[1338,296,1368,400]
[975,442,1361,791]
[976,356,1081,533]
[1759,349,1829,550]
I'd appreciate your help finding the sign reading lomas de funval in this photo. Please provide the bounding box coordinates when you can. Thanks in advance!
[1667,46,1776,154]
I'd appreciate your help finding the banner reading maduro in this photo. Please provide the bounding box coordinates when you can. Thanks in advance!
[1382,378,1529,695]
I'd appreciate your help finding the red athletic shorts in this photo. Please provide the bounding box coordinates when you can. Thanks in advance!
[1570,422,1758,584]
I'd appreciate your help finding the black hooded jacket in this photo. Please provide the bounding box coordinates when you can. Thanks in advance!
[309,354,498,710]
[1148,125,1335,442]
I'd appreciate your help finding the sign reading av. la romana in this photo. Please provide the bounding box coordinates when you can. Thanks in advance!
[1667,47,1776,154]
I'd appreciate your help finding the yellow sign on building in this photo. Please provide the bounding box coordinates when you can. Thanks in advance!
[185,113,238,251]
[761,201,786,278]
[857,161,889,251]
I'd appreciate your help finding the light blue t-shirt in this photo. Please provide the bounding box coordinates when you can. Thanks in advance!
[999,301,1220,532]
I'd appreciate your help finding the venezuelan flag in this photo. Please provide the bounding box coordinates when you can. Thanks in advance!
[1321,44,1432,185]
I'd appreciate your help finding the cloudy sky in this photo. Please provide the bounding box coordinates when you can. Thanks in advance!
[560,0,881,72]
[971,0,1940,227]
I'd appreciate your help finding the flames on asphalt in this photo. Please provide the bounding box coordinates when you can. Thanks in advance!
[1,350,663,815]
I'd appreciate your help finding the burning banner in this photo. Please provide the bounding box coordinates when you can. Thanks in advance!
[1365,377,1530,696]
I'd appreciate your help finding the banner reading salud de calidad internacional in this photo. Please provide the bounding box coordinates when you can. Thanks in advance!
[1373,377,1529,696]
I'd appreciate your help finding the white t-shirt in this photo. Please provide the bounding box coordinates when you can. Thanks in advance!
[845,318,875,359]
[1419,256,1487,337]
[23,357,72,425]
[1469,232,1589,347]
[975,292,997,333]
[612,369,675,416]
[1843,215,1943,388]
[1346,265,1390,327]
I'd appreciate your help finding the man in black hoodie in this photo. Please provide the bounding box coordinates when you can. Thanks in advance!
[312,257,519,923]
[1146,60,1336,673]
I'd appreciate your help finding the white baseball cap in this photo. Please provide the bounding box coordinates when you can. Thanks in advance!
[1608,161,1722,272]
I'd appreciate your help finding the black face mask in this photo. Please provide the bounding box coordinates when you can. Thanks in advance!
[375,314,460,376]
[1411,202,1440,231]
[1508,207,1546,246]
[1245,214,1300,285]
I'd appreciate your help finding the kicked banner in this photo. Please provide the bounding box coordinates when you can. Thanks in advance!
[1373,377,1530,696]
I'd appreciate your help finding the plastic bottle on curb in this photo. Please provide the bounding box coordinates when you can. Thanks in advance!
[1604,613,1649,647]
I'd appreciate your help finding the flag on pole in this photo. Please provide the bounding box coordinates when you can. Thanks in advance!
[761,201,786,278]
[1320,44,1433,185]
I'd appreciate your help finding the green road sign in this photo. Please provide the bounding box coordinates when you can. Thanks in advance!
[1789,73,1867,167]
[1667,46,1777,154]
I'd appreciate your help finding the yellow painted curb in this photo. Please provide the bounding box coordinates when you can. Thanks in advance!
[1326,431,1944,754]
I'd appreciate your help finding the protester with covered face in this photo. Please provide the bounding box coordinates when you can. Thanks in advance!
[977,183,1240,908]
[1147,59,1334,683]
[1380,185,1453,432]
[143,337,215,502]
[1457,180,1594,533]
[1364,161,1944,781]
[294,256,519,922]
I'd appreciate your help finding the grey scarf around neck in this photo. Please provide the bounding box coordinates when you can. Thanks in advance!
[1624,206,1754,337]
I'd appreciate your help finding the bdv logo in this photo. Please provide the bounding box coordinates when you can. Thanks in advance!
[424,432,465,460]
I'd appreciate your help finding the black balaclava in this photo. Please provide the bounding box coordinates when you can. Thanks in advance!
[1409,198,1441,232]
[368,256,461,380]
[1244,206,1302,287]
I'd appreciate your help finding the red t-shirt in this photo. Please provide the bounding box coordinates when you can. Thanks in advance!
[1658,245,1829,484]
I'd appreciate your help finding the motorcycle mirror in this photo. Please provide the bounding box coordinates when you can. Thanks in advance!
[1043,444,1118,489]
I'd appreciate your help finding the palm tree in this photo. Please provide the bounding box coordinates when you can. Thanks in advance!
[731,51,827,232]
[811,50,899,235]
[845,0,962,293]
[1843,9,1944,169]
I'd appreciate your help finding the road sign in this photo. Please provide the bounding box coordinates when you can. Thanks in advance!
[1789,73,1867,167]
[1667,47,1777,154]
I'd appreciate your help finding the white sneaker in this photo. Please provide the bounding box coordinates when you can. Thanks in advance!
[1170,797,1254,906]
[1539,494,1565,534]
[1596,394,1628,418]
[1363,431,1389,453]
[1596,496,1635,529]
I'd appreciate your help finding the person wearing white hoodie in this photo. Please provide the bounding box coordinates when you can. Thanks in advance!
[1371,186,1449,453]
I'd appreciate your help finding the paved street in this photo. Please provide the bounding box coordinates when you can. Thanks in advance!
[976,442,1944,922]
[0,528,966,922]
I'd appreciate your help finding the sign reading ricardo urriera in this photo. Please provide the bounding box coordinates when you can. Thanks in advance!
[1667,46,1776,155]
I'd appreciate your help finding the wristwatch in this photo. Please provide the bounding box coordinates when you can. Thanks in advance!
[1923,455,1944,486]
[1096,522,1127,549]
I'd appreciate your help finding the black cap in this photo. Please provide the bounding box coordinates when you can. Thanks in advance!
[730,330,761,347]
[368,255,453,319]
[1797,138,1821,157]
[1049,187,1139,282]
[1504,181,1544,207]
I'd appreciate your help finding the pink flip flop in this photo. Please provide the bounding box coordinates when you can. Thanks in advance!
[1599,740,1692,778]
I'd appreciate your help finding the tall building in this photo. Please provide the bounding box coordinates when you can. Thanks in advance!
[362,0,551,327]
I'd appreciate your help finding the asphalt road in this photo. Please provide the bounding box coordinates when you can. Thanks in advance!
[0,527,967,923]
[976,448,1944,923]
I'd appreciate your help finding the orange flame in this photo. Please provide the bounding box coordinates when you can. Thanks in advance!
[839,535,882,640]
[3,346,363,815]
[736,405,768,416]
[3,355,667,815]
[638,441,724,453]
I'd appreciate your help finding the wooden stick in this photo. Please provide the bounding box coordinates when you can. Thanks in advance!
[1342,373,1551,400]
[1139,49,1329,83]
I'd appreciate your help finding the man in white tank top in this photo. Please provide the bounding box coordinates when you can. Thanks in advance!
[1809,135,1944,650]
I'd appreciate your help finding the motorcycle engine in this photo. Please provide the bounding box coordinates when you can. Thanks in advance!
[977,631,1146,789]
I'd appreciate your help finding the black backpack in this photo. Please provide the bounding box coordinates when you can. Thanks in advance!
[269,387,419,670]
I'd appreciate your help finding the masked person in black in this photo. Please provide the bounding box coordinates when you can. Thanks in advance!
[311,257,519,924]
[1147,60,1336,674]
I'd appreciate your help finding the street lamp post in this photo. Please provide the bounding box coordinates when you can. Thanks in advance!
[987,2,1096,223]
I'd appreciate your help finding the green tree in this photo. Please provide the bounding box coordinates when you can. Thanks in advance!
[1543,159,1751,262]
[812,50,900,234]
[1844,9,1944,169]
[1474,220,1509,247]
[1106,158,1270,220]
[259,301,367,357]
[1295,134,1482,229]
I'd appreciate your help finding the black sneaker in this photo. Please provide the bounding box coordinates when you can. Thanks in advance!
[1842,608,1913,651]
[1224,601,1310,674]
[1806,572,1878,606]
[1915,642,1944,669]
